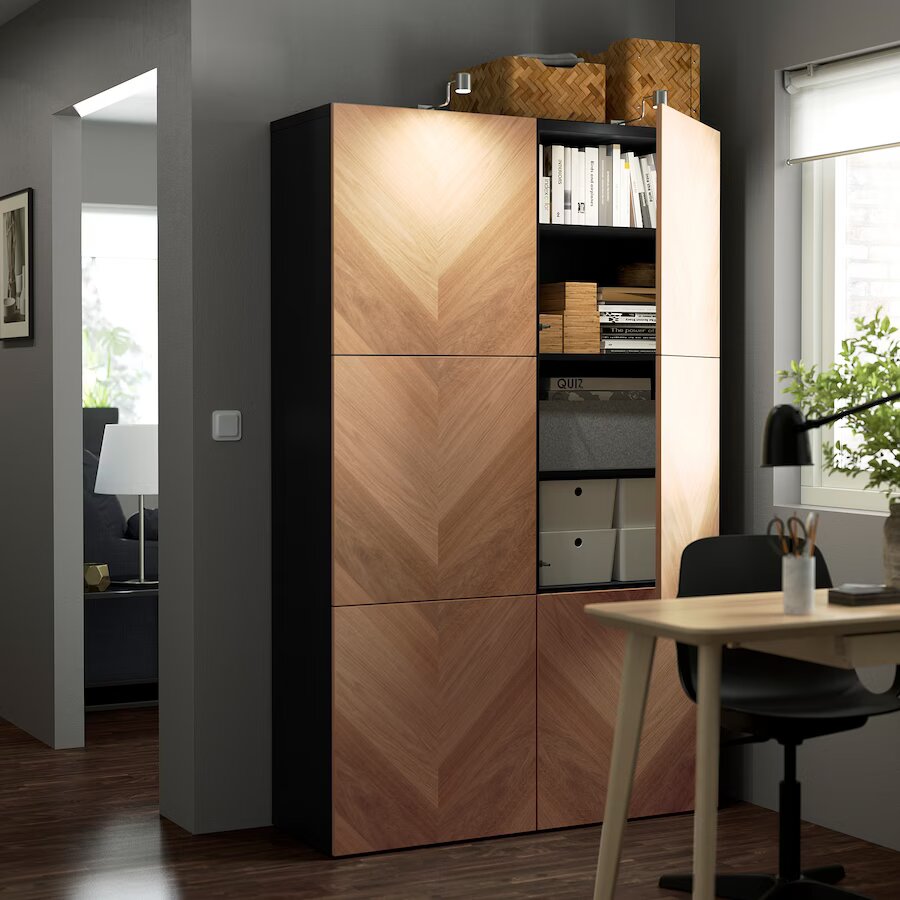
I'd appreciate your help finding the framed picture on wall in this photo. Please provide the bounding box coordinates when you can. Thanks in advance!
[0,188,33,340]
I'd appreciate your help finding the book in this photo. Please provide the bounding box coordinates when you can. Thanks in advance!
[598,303,658,314]
[563,146,572,224]
[600,314,657,325]
[551,145,564,224]
[640,154,657,228]
[828,583,900,606]
[625,152,644,228]
[601,338,656,351]
[573,149,585,225]
[540,176,551,224]
[609,144,622,226]
[601,325,657,337]
[542,376,653,392]
[599,147,612,225]
[585,147,599,226]
[621,157,632,226]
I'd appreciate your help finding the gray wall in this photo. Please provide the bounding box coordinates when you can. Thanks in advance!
[82,122,157,206]
[675,0,900,851]
[0,0,191,764]
[188,0,676,831]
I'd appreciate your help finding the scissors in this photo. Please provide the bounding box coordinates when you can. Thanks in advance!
[767,515,808,557]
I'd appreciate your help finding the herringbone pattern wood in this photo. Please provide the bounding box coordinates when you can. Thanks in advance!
[537,591,696,830]
[333,355,536,606]
[450,56,606,123]
[332,104,536,356]
[333,595,536,855]
[585,39,700,126]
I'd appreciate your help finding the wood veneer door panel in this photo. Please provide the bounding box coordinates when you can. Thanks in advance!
[536,592,695,830]
[333,595,536,855]
[657,354,720,600]
[333,356,536,605]
[657,105,720,359]
[332,104,536,356]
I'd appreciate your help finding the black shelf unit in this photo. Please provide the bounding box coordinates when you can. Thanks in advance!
[538,579,655,595]
[539,468,655,482]
[539,223,654,241]
[537,119,656,152]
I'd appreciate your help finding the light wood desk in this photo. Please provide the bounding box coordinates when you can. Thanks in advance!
[585,589,900,900]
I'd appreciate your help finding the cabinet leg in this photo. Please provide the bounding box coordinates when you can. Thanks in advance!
[592,632,656,900]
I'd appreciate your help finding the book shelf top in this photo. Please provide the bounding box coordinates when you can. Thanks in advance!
[537,119,656,152]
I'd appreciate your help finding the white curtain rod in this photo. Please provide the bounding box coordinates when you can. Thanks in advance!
[787,139,900,166]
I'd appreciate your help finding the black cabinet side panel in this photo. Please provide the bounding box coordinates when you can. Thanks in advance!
[271,107,332,851]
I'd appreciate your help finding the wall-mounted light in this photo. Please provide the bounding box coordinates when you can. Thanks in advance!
[419,72,472,110]
[612,88,668,125]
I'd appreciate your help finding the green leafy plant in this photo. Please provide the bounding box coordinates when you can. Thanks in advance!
[778,307,900,496]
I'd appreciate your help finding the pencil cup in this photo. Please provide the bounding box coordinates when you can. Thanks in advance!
[782,555,815,615]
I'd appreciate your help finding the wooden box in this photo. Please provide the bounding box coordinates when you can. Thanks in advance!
[563,312,600,354]
[583,39,699,127]
[540,282,597,314]
[450,56,605,123]
[539,314,563,353]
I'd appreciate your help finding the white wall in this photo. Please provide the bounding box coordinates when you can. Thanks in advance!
[82,121,157,206]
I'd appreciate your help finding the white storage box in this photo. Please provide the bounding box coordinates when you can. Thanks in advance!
[613,526,656,582]
[614,477,656,528]
[539,528,616,588]
[540,478,616,531]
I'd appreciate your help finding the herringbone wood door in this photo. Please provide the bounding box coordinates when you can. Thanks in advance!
[536,592,695,830]
[333,355,536,605]
[332,595,536,855]
[332,104,536,356]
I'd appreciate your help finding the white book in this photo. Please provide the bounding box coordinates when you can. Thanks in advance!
[600,315,657,325]
[563,146,572,224]
[625,152,645,227]
[619,158,631,226]
[551,145,564,224]
[609,144,622,226]
[599,304,658,314]
[585,147,600,226]
[540,177,551,224]
[573,150,585,225]
[641,153,658,228]
[598,148,612,226]
[602,339,656,350]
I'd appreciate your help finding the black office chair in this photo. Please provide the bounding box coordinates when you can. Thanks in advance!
[659,535,900,900]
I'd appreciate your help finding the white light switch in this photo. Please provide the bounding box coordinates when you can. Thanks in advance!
[212,410,242,441]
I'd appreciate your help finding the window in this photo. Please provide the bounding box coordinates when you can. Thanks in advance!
[82,204,158,425]
[789,48,900,512]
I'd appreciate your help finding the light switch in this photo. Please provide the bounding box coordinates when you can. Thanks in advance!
[212,409,242,442]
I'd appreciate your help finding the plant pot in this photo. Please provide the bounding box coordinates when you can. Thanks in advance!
[884,499,900,589]
[83,407,119,457]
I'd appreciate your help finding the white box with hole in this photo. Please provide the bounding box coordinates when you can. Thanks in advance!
[539,528,616,587]
[613,526,656,581]
[614,477,656,528]
[540,478,616,531]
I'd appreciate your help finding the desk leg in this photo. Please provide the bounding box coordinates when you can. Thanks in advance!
[592,632,656,900]
[692,642,722,900]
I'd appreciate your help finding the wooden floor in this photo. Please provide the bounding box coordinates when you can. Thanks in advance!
[2,709,899,899]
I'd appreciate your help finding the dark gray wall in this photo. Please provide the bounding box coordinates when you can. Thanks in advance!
[0,0,191,760]
[188,0,676,830]
[675,0,900,851]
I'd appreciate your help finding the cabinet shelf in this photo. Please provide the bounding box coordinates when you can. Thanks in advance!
[537,119,656,153]
[538,580,655,594]
[539,468,655,481]
[539,223,654,242]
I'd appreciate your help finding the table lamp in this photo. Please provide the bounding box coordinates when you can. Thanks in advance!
[95,423,158,585]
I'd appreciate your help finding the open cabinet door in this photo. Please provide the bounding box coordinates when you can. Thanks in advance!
[656,106,721,599]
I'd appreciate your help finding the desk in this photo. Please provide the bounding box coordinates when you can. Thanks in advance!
[585,589,900,900]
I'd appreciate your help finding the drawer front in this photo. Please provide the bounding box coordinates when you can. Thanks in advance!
[539,528,616,588]
[540,478,616,532]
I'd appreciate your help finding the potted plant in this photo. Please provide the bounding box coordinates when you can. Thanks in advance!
[779,307,900,586]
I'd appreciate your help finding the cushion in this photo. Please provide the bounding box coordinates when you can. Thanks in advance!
[126,507,159,541]
[83,449,127,539]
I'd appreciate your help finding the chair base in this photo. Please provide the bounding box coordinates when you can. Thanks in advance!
[658,866,872,900]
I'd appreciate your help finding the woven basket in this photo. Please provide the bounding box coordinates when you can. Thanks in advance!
[583,39,699,127]
[450,56,605,123]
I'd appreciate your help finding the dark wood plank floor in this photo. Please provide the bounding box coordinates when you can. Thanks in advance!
[2,709,899,898]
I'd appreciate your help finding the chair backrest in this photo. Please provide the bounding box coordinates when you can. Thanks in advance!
[674,534,838,702]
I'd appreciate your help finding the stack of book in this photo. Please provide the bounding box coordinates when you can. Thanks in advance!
[539,144,656,228]
[598,286,656,354]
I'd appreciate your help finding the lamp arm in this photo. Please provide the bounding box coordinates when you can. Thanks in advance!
[802,390,900,430]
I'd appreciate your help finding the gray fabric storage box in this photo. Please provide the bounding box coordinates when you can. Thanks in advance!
[539,396,655,471]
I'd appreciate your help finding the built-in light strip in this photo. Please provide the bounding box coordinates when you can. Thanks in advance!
[74,69,157,118]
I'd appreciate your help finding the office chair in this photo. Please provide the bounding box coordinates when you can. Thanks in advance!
[659,535,900,900]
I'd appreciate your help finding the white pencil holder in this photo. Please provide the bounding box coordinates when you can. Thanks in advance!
[782,555,815,615]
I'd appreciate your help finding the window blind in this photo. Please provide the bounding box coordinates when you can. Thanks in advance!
[786,46,900,164]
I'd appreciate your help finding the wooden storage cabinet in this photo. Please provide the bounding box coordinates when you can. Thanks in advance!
[332,104,536,357]
[333,595,536,855]
[537,591,696,830]
[334,355,536,605]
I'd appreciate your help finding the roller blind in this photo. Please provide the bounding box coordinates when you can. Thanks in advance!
[786,46,900,164]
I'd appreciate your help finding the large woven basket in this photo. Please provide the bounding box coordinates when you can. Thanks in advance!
[450,56,605,123]
[583,39,699,126]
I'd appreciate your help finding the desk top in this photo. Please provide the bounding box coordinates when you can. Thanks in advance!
[584,590,900,645]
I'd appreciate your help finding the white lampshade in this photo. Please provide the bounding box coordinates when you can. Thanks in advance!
[95,423,158,495]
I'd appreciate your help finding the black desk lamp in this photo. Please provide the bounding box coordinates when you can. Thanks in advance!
[762,390,900,467]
